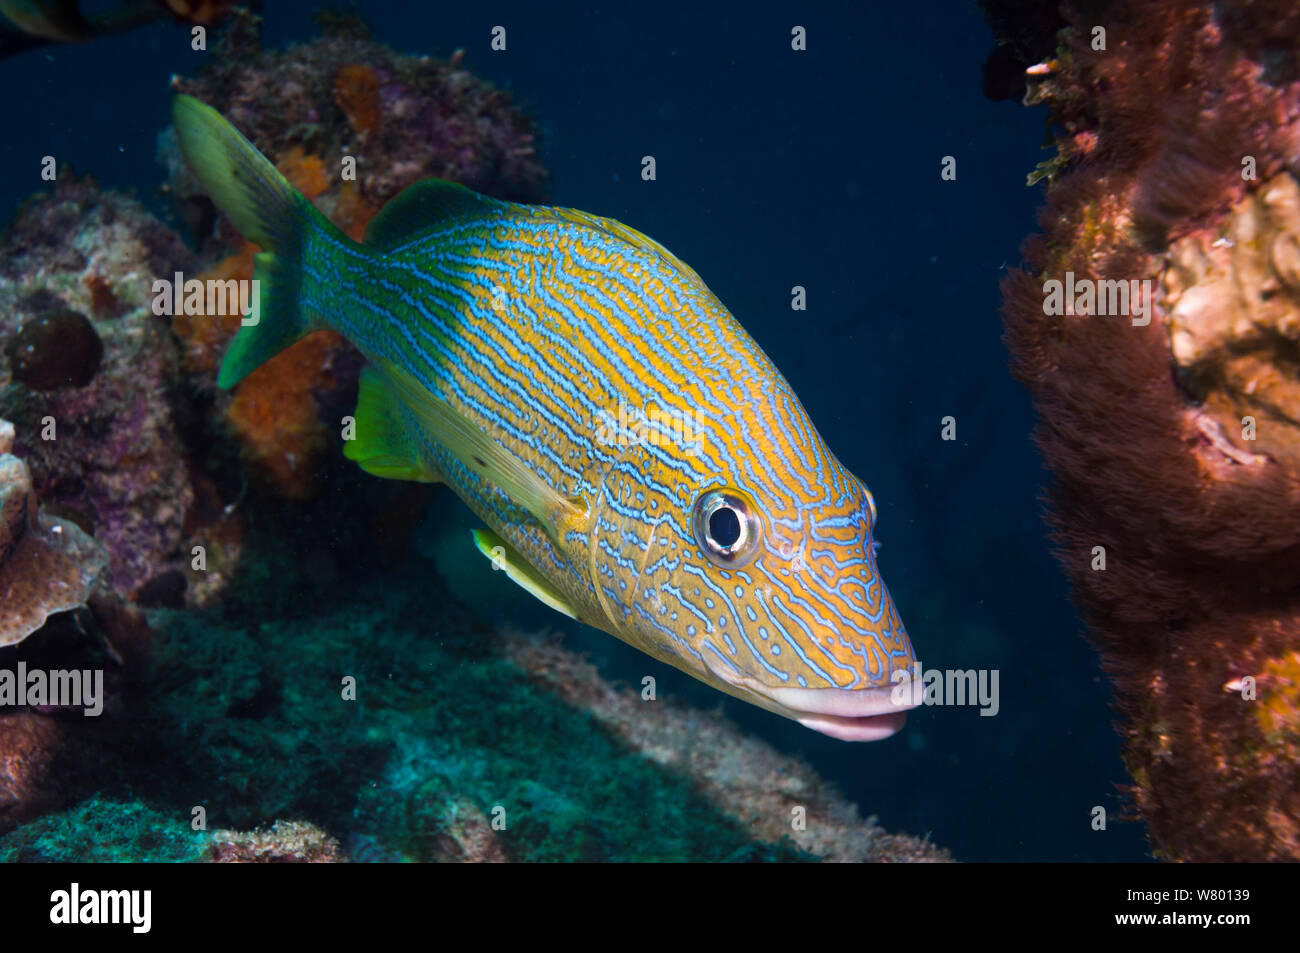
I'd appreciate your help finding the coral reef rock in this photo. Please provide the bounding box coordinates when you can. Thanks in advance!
[0,178,199,601]
[505,630,951,863]
[0,418,108,647]
[0,711,63,833]
[1162,174,1300,472]
[209,820,343,863]
[995,0,1300,860]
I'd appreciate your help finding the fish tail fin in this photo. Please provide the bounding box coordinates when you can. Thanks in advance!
[171,94,349,389]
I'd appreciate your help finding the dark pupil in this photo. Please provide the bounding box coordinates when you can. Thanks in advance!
[708,506,742,548]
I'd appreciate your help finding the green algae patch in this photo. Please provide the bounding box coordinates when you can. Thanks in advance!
[0,796,210,863]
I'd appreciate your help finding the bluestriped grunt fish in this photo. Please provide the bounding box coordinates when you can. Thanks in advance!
[172,94,919,740]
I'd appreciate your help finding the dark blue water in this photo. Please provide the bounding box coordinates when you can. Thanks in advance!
[0,1,1147,861]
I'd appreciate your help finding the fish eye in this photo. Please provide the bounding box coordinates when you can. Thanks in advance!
[692,489,762,567]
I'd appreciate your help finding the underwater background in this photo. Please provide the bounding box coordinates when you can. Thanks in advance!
[0,0,1166,863]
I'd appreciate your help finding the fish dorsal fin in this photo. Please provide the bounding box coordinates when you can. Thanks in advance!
[377,359,585,538]
[549,207,711,291]
[472,528,579,620]
[364,180,508,251]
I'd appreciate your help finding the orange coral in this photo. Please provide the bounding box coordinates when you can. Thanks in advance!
[275,148,330,200]
[172,244,252,376]
[333,63,381,137]
[226,330,347,499]
[333,181,378,242]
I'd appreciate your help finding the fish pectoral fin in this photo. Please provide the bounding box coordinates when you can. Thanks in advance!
[378,360,584,536]
[472,528,578,620]
[344,365,440,482]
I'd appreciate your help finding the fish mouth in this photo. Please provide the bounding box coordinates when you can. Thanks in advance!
[751,680,920,742]
[697,652,920,742]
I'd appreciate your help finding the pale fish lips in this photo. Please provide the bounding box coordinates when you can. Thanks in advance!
[708,660,922,742]
[761,681,920,742]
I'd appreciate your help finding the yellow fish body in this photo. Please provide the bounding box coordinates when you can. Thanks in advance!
[172,94,919,740]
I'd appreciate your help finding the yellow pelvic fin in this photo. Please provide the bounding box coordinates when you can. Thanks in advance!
[343,365,440,482]
[472,528,578,620]
[378,360,585,537]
